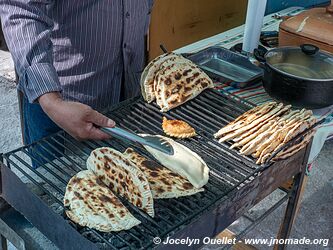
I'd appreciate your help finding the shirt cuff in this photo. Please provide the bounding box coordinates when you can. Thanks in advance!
[20,63,62,103]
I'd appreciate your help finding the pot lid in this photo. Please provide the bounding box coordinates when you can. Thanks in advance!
[265,44,333,80]
[279,1,333,46]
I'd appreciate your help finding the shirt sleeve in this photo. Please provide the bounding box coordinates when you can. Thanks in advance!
[0,0,62,103]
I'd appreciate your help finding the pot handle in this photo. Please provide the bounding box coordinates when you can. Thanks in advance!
[300,44,319,55]
[254,48,267,63]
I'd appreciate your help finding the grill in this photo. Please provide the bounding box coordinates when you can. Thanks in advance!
[0,89,310,250]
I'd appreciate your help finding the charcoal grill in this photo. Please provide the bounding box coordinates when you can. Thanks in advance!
[0,89,311,250]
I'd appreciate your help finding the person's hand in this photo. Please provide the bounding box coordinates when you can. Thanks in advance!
[38,92,115,140]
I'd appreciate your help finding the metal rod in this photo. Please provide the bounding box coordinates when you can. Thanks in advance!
[236,193,289,240]
[160,44,168,53]
[54,134,88,161]
[221,193,289,250]
[3,157,63,204]
[10,154,64,195]
[36,139,83,172]
[21,149,68,185]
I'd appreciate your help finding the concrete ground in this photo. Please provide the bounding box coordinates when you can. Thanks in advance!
[0,50,332,250]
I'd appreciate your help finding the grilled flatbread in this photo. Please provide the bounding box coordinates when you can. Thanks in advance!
[255,115,315,163]
[162,117,196,138]
[239,122,279,155]
[256,124,296,164]
[124,148,204,198]
[214,102,277,138]
[231,120,276,149]
[141,53,180,103]
[272,130,315,162]
[87,147,154,217]
[215,101,317,165]
[283,117,317,143]
[141,52,214,111]
[217,103,287,142]
[140,134,209,188]
[232,109,301,143]
[154,62,214,112]
[64,170,141,232]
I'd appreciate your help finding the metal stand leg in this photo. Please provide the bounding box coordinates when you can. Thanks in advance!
[0,235,8,250]
[0,161,25,250]
[274,165,307,250]
[0,218,25,250]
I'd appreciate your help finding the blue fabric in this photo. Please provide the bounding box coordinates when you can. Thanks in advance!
[22,95,63,168]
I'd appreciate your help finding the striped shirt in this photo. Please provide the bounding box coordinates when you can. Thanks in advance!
[0,0,153,110]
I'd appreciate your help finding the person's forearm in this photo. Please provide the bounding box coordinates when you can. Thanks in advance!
[38,92,62,113]
[38,92,115,141]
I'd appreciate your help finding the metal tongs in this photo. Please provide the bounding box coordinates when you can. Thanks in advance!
[101,127,174,155]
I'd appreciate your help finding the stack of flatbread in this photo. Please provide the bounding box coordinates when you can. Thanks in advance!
[141,53,214,112]
[214,102,317,164]
[64,144,209,232]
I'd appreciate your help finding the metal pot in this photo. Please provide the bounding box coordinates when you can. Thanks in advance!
[262,44,333,109]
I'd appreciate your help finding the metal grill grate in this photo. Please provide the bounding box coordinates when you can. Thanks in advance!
[3,89,264,249]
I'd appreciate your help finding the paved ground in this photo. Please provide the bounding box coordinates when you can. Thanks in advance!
[0,51,332,250]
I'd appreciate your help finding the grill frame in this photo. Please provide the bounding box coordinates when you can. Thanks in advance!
[0,89,311,249]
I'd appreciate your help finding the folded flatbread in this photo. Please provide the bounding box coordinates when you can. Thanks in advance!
[64,170,141,232]
[141,53,180,103]
[87,147,154,217]
[141,53,214,112]
[140,134,209,188]
[154,61,214,112]
[124,148,204,199]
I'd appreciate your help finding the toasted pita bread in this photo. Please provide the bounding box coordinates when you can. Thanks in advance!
[123,148,204,199]
[256,123,296,163]
[87,147,154,217]
[162,117,196,138]
[140,134,209,189]
[141,53,213,111]
[64,170,141,232]
[254,115,315,164]
[253,123,288,158]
